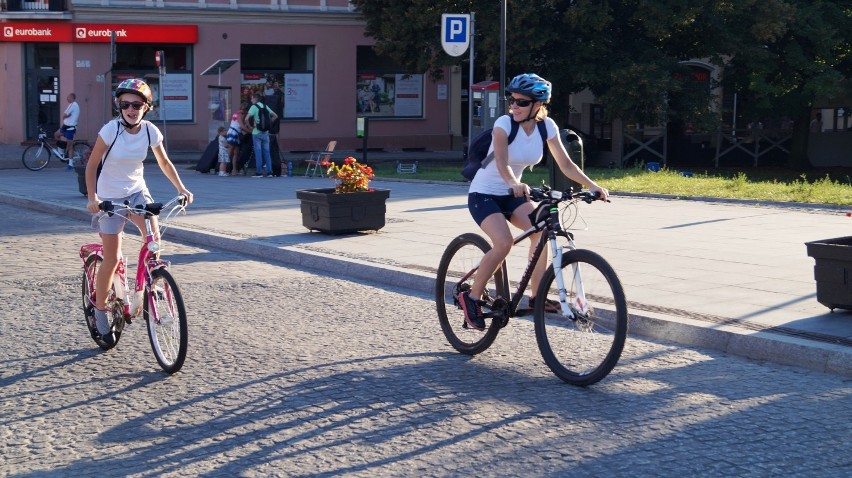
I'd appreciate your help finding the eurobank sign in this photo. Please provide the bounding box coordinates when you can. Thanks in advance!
[1,23,197,43]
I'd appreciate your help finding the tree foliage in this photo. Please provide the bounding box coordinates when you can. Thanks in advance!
[352,0,852,168]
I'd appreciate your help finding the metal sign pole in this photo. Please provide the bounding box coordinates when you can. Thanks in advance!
[157,50,167,149]
[468,13,475,147]
[499,0,506,114]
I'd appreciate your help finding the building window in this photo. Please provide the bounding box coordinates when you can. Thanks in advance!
[356,46,423,118]
[113,44,194,122]
[591,104,612,151]
[240,44,315,120]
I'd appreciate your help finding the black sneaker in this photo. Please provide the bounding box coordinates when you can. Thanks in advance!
[458,290,486,331]
[252,172,264,178]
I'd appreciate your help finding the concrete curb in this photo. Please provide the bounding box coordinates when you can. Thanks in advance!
[2,190,850,378]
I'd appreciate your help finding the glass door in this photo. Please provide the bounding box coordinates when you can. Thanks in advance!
[24,43,60,139]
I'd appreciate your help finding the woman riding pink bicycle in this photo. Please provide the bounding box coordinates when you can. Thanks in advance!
[84,78,193,345]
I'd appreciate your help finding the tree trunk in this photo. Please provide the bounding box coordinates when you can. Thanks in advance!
[787,107,812,170]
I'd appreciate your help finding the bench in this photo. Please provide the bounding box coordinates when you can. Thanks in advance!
[396,161,418,174]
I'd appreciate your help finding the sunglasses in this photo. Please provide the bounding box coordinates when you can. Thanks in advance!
[119,101,145,111]
[507,96,535,107]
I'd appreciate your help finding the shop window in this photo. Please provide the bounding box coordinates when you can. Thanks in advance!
[240,45,315,120]
[356,46,423,118]
[112,45,194,122]
[591,104,612,151]
[114,45,190,71]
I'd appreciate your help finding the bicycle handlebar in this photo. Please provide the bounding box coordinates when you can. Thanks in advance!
[99,194,188,217]
[508,186,607,204]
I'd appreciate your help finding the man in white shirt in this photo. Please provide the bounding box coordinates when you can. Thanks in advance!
[54,93,80,163]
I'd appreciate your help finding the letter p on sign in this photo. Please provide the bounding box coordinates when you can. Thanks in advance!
[441,14,470,57]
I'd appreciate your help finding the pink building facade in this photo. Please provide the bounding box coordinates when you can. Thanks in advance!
[0,1,455,152]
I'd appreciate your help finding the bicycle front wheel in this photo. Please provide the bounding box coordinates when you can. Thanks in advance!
[534,249,628,386]
[144,268,188,374]
[22,145,50,171]
[435,233,508,355]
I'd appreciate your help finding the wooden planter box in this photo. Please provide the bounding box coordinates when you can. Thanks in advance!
[805,236,852,310]
[296,188,390,235]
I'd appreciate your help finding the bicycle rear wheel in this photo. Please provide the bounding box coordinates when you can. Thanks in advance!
[534,249,628,386]
[144,268,188,374]
[81,255,123,350]
[71,142,92,163]
[22,145,50,171]
[435,233,508,355]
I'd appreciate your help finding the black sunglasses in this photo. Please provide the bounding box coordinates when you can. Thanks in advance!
[119,101,145,111]
[507,96,535,107]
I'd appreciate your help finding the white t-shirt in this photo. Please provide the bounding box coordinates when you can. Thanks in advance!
[64,101,80,127]
[468,115,558,196]
[95,119,163,199]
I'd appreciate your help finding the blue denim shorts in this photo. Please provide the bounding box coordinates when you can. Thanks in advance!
[60,125,76,140]
[468,192,528,226]
[92,189,154,235]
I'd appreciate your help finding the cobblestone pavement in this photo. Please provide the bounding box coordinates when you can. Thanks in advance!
[1,205,850,477]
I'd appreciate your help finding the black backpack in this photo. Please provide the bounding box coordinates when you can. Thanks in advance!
[255,103,271,133]
[463,116,547,181]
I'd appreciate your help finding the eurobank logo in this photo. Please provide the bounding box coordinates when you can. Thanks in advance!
[0,23,197,43]
[76,27,127,39]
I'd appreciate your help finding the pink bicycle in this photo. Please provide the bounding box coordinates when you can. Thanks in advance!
[80,194,189,374]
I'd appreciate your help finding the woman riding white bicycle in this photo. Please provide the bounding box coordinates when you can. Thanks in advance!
[459,73,608,330]
[84,78,194,345]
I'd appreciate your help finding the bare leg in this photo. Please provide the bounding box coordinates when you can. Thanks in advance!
[95,233,122,310]
[470,213,515,299]
[508,202,545,294]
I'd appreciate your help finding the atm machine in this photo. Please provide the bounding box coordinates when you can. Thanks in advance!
[470,81,502,138]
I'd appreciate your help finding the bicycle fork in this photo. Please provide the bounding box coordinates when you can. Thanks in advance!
[550,237,589,318]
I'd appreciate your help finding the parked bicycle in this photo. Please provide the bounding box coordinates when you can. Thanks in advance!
[435,186,628,386]
[80,194,189,374]
[22,126,92,171]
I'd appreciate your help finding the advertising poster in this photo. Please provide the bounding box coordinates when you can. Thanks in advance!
[158,74,193,121]
[240,73,290,120]
[356,73,422,118]
[284,73,314,119]
[394,74,423,117]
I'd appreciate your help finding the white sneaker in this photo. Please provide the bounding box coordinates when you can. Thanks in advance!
[94,307,110,336]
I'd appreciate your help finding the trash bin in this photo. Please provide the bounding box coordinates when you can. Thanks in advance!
[75,150,92,196]
[805,237,852,311]
[74,164,87,196]
[549,128,584,193]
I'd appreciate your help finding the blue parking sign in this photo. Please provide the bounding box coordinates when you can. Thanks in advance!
[441,14,470,57]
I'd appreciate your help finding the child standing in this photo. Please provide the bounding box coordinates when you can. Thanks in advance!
[226,111,242,174]
[217,126,229,176]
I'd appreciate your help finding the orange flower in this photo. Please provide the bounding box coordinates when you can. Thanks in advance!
[325,156,375,193]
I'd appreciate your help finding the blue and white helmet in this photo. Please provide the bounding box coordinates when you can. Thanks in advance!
[506,73,552,103]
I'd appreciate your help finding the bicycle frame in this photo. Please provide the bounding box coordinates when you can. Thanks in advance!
[79,206,172,322]
[469,193,592,322]
[35,131,67,159]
